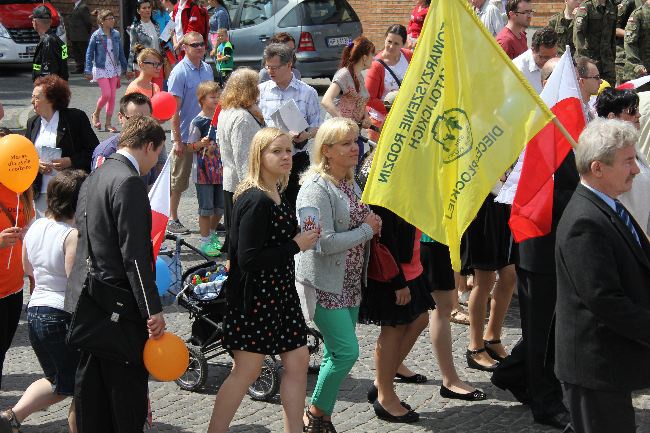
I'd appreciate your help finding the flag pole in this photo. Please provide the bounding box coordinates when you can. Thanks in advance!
[551,116,579,149]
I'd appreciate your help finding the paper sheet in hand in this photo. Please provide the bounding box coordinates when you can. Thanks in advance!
[159,19,175,42]
[298,206,320,252]
[270,99,309,134]
[37,146,62,193]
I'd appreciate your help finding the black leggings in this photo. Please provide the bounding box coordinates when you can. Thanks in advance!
[0,291,23,389]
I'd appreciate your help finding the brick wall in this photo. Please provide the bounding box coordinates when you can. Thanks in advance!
[52,0,121,34]
[348,0,565,49]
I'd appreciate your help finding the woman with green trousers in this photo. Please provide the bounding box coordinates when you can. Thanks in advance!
[295,117,381,433]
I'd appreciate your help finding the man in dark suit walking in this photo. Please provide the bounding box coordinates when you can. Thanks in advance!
[555,118,650,433]
[66,116,167,432]
[67,0,92,74]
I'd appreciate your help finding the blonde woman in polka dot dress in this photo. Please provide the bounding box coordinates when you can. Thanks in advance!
[207,128,320,433]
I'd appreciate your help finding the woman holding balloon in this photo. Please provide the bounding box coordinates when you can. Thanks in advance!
[0,134,36,392]
[25,75,98,217]
[0,170,86,433]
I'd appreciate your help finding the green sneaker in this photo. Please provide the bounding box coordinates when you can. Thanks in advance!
[210,233,223,251]
[200,240,221,257]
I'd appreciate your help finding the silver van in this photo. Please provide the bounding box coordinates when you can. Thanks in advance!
[222,0,363,78]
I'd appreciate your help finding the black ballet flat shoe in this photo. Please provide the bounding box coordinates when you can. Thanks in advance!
[372,400,419,423]
[466,348,499,372]
[440,385,487,401]
[366,384,412,410]
[483,339,507,362]
[395,372,428,383]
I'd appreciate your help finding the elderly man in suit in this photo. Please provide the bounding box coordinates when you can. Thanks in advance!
[67,0,92,74]
[66,116,166,432]
[555,118,650,433]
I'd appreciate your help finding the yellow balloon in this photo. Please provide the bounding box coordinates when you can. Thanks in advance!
[0,134,39,193]
[143,332,190,381]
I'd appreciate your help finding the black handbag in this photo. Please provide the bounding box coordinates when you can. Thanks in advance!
[66,211,148,365]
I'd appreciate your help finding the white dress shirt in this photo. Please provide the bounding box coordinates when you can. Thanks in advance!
[116,148,141,175]
[35,110,60,193]
[513,49,542,94]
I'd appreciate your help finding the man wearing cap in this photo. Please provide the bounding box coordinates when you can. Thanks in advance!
[31,5,68,82]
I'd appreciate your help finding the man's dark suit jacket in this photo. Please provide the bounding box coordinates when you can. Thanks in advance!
[65,153,162,319]
[518,151,579,273]
[555,184,650,391]
[67,1,92,42]
[26,107,99,192]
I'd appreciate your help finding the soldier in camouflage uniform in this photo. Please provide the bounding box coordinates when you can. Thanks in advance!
[573,0,618,85]
[624,0,650,90]
[615,0,643,84]
[548,0,582,55]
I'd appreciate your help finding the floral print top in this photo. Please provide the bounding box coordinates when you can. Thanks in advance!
[316,180,370,309]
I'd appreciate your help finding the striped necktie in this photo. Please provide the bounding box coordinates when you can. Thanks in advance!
[614,200,641,246]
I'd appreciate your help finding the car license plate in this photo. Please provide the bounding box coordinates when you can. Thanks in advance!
[26,46,37,55]
[326,36,350,48]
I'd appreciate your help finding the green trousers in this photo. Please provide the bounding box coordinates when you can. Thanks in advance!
[310,304,360,416]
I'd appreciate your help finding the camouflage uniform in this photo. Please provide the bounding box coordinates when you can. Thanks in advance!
[574,0,618,84]
[624,3,650,89]
[615,0,642,84]
[548,12,575,56]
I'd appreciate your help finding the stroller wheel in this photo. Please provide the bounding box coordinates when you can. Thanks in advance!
[307,327,323,374]
[175,345,208,392]
[247,356,280,401]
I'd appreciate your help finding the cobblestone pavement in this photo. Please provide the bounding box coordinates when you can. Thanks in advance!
[1,67,649,433]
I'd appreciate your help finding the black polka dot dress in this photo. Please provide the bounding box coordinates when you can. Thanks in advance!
[223,198,308,355]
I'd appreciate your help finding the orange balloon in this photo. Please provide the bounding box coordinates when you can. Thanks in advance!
[0,134,39,193]
[143,331,190,381]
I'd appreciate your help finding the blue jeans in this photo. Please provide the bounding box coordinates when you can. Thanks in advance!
[27,306,79,395]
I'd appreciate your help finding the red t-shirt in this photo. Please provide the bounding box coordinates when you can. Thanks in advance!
[0,184,30,298]
[407,5,429,40]
[496,27,528,60]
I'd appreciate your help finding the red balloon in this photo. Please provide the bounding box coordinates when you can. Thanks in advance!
[151,91,177,122]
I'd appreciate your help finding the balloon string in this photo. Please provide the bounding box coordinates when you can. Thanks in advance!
[6,193,19,270]
[134,259,152,317]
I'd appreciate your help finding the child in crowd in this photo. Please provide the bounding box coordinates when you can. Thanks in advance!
[210,28,234,87]
[188,81,224,257]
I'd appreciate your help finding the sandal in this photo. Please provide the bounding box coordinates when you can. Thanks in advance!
[105,125,118,133]
[91,112,101,130]
[304,409,337,433]
[450,308,470,325]
[0,409,21,433]
[484,339,507,362]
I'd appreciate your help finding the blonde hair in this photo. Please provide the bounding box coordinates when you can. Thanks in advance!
[234,128,292,201]
[135,45,163,65]
[219,68,260,110]
[180,31,203,45]
[301,117,359,185]
[96,9,114,24]
[195,81,221,106]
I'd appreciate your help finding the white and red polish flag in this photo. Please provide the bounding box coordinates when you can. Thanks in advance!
[616,75,650,90]
[148,152,171,260]
[508,50,586,242]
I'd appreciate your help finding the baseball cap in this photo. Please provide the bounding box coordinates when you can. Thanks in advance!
[31,5,52,19]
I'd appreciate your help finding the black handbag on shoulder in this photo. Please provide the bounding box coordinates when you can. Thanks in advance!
[66,212,148,365]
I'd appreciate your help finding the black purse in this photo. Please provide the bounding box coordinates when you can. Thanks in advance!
[66,211,148,365]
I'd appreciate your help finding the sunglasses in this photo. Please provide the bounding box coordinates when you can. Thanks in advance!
[142,61,163,68]
[186,42,205,48]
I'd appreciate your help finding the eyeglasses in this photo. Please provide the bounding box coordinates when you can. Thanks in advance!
[265,63,287,72]
[581,75,601,81]
[623,106,640,115]
[142,61,163,68]
[186,41,205,48]
[514,9,535,15]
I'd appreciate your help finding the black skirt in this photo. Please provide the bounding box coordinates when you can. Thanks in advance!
[358,273,434,326]
[420,242,455,291]
[461,195,516,271]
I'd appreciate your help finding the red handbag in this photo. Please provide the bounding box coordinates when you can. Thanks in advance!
[367,236,400,282]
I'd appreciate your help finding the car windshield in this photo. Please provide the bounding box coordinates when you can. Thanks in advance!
[0,0,43,3]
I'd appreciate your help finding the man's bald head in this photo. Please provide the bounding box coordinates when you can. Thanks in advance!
[541,57,561,84]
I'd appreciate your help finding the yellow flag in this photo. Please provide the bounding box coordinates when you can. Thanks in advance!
[361,0,554,271]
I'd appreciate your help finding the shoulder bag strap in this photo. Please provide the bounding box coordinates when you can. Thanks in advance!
[98,32,117,70]
[0,202,15,226]
[247,109,266,128]
[376,58,402,88]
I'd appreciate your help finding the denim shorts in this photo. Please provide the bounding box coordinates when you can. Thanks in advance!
[27,306,80,396]
[195,183,224,217]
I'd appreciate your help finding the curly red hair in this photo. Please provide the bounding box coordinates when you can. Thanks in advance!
[34,75,71,111]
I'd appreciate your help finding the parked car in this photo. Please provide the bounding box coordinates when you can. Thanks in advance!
[0,0,66,65]
[222,0,362,79]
